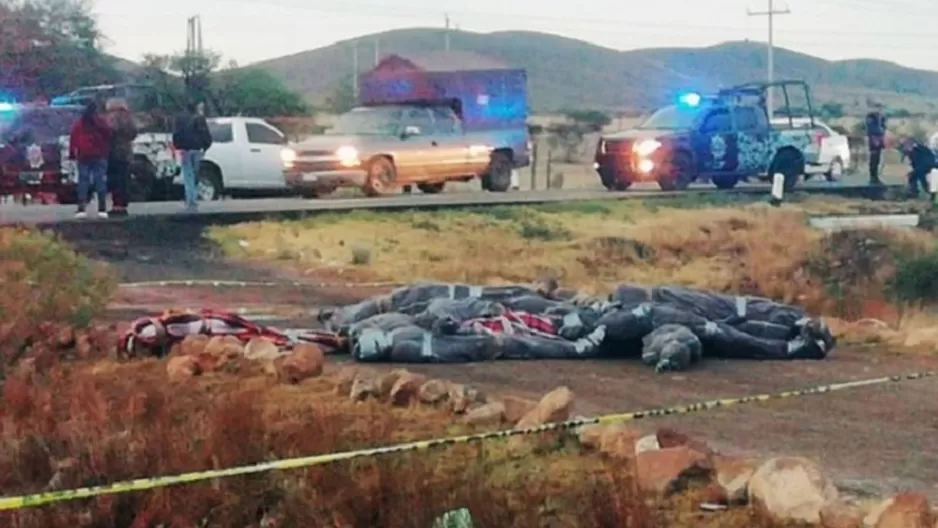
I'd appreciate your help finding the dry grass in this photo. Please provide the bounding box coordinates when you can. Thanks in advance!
[209,196,937,319]
[0,360,798,527]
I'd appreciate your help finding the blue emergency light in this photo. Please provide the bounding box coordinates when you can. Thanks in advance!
[0,102,14,112]
[678,92,701,107]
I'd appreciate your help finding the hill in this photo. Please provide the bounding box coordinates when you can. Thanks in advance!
[248,28,938,114]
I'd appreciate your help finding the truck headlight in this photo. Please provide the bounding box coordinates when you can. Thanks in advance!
[280,147,296,169]
[633,139,661,157]
[336,146,359,167]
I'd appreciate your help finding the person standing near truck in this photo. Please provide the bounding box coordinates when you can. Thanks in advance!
[105,98,138,217]
[865,105,887,185]
[69,100,112,218]
[172,102,213,211]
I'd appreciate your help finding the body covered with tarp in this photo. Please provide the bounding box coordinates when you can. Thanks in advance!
[317,281,835,371]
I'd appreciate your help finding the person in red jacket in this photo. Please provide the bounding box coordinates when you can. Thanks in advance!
[69,100,112,218]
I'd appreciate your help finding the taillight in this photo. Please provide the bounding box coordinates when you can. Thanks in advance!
[813,132,824,147]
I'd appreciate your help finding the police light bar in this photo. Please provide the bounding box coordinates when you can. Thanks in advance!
[678,92,702,107]
[0,102,14,112]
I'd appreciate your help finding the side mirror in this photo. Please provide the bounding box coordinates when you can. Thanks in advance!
[401,125,421,139]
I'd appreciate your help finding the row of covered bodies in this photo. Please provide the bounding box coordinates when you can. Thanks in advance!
[317,281,836,372]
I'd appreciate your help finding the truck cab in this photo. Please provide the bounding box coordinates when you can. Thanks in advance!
[595,81,818,191]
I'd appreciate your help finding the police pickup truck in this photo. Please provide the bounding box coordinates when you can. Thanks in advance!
[595,81,819,191]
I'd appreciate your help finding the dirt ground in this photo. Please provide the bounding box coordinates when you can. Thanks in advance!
[53,220,938,504]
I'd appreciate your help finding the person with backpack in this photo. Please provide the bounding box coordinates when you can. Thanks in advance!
[105,98,138,217]
[172,102,213,211]
[69,100,113,218]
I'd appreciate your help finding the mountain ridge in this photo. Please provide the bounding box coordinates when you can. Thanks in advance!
[245,28,938,113]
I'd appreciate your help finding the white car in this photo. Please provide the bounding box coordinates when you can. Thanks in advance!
[173,117,294,201]
[772,117,850,181]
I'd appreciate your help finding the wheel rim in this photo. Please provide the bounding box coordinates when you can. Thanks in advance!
[370,163,392,192]
[830,161,844,179]
[197,179,215,201]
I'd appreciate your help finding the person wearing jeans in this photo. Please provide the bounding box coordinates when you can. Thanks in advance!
[69,100,112,218]
[172,102,213,211]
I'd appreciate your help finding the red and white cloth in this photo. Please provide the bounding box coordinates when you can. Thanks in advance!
[460,311,559,339]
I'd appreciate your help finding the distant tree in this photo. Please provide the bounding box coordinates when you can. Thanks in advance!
[0,0,118,99]
[325,76,356,114]
[563,109,611,132]
[214,68,309,117]
[818,102,844,119]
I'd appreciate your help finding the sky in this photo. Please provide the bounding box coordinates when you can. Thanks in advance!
[95,0,938,71]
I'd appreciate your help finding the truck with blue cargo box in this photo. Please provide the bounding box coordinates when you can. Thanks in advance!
[284,51,532,197]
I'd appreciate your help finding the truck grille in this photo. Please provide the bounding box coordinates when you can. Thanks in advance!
[603,139,634,155]
[297,149,334,158]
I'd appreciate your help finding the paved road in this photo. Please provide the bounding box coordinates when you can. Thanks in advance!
[0,180,898,226]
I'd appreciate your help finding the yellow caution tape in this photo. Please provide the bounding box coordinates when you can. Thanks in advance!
[0,370,932,511]
[118,279,405,289]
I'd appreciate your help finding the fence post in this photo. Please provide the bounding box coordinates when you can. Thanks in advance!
[769,173,785,207]
[929,168,938,206]
[531,139,538,190]
[545,148,553,190]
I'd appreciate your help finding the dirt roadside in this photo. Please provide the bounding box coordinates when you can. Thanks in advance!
[53,221,938,503]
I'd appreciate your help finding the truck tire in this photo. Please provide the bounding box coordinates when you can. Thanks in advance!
[484,152,513,192]
[363,156,396,197]
[417,182,445,194]
[657,151,694,191]
[129,157,156,202]
[770,148,805,192]
[197,163,223,201]
[825,157,845,182]
[711,174,739,189]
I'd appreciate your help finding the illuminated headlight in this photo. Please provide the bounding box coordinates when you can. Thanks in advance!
[633,139,661,157]
[638,159,655,173]
[280,147,296,169]
[335,146,360,167]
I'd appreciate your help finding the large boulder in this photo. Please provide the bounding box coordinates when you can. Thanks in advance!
[866,493,934,528]
[635,446,712,495]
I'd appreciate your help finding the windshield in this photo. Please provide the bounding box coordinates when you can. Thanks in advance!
[327,107,402,136]
[0,108,81,144]
[638,105,700,130]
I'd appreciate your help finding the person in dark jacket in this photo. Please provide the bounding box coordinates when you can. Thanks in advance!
[899,137,937,199]
[69,100,112,218]
[172,102,213,211]
[865,106,887,185]
[105,98,138,216]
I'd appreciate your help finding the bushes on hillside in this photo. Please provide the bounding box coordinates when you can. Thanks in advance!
[0,228,114,377]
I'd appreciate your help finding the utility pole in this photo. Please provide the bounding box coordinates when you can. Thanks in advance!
[374,38,380,66]
[184,15,204,103]
[444,14,451,51]
[748,0,789,118]
[352,43,359,100]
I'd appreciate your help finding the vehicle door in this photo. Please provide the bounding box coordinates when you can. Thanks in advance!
[393,107,434,182]
[243,121,289,189]
[425,106,470,180]
[695,108,737,174]
[732,105,772,174]
[202,121,244,187]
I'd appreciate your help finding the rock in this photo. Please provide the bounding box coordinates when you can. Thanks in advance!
[389,372,427,406]
[700,482,729,509]
[350,375,379,402]
[502,395,538,424]
[203,336,244,365]
[418,379,451,404]
[378,369,410,398]
[634,433,661,455]
[635,446,712,495]
[335,366,359,396]
[276,344,324,384]
[464,402,505,426]
[656,427,716,456]
[448,384,481,414]
[166,355,201,382]
[598,426,639,459]
[577,424,606,450]
[820,501,864,528]
[515,386,575,428]
[179,334,210,357]
[872,493,934,528]
[903,328,938,351]
[244,337,280,361]
[748,456,838,523]
[712,455,759,505]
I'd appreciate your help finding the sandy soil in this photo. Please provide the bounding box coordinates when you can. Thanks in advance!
[53,220,938,503]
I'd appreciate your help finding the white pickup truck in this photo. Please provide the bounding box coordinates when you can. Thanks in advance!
[772,117,851,181]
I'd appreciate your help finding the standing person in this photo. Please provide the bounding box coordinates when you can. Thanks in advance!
[172,101,213,211]
[865,105,887,185]
[105,98,138,217]
[68,100,112,218]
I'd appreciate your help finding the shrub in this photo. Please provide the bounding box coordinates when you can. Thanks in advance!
[0,228,114,376]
